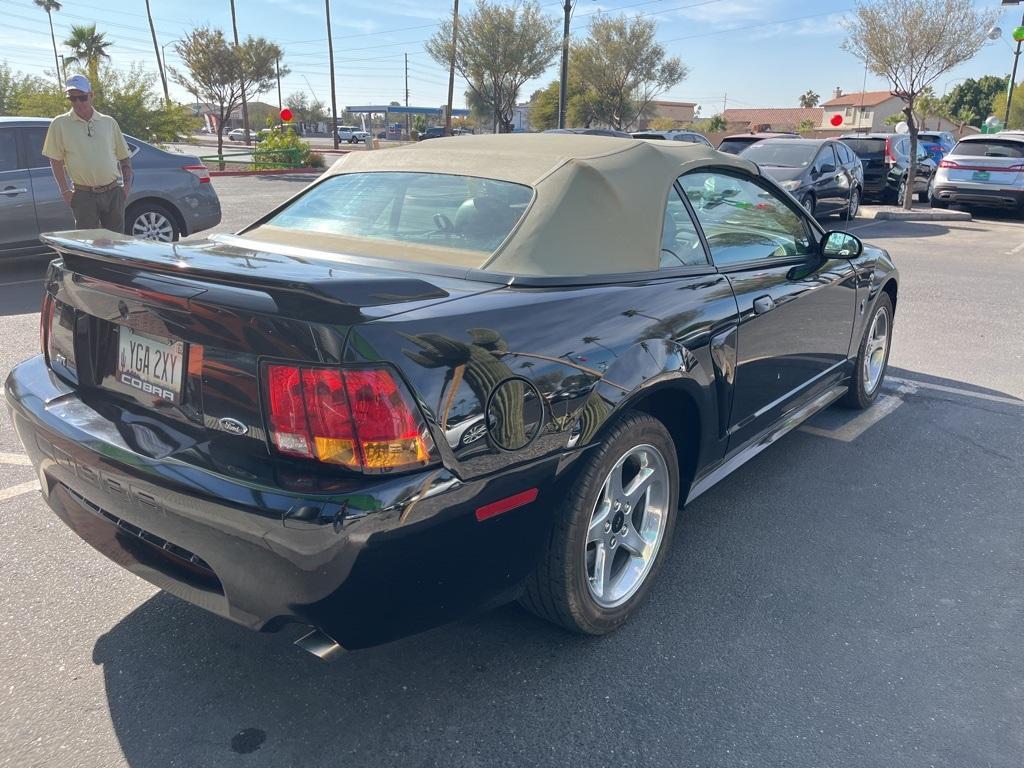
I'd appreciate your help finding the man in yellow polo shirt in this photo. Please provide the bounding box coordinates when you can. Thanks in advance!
[42,75,133,233]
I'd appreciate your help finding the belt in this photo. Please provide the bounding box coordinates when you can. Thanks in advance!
[73,181,121,193]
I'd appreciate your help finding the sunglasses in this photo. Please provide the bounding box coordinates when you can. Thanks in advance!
[68,94,89,102]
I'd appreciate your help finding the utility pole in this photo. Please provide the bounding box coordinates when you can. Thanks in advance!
[445,0,460,136]
[276,57,282,113]
[558,0,572,128]
[326,0,339,149]
[229,0,251,146]
[405,53,411,140]
[1005,8,1024,127]
[145,0,169,105]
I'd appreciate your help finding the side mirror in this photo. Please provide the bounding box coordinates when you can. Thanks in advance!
[820,163,837,175]
[821,231,863,258]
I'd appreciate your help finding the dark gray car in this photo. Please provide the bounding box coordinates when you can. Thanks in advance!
[0,116,221,255]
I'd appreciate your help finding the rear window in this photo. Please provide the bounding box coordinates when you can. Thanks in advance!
[950,140,1024,158]
[266,172,533,256]
[718,138,759,154]
[840,138,886,158]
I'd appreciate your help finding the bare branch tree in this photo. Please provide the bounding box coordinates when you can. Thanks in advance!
[843,0,997,208]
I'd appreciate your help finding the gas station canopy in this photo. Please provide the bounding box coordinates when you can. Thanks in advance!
[346,105,471,116]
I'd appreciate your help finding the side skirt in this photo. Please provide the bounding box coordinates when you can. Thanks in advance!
[684,382,848,505]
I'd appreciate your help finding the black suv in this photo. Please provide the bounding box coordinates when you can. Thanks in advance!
[839,133,935,205]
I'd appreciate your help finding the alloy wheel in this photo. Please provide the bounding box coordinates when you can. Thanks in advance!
[863,306,890,394]
[848,188,860,219]
[132,211,175,242]
[896,178,907,207]
[584,443,670,609]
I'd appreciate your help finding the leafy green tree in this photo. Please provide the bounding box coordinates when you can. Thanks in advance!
[0,63,54,115]
[529,82,559,130]
[426,0,560,133]
[172,27,281,159]
[94,65,198,142]
[63,24,113,93]
[33,0,65,87]
[706,113,727,132]
[943,75,1009,126]
[797,117,817,133]
[991,82,1024,130]
[253,125,313,169]
[843,0,997,209]
[572,15,686,131]
[799,89,820,108]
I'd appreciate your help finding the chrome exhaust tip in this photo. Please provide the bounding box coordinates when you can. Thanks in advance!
[294,628,344,661]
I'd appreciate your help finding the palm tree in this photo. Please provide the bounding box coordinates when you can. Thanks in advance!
[63,24,112,90]
[34,0,64,88]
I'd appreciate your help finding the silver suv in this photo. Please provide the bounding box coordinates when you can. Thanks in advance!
[931,132,1024,213]
[0,117,222,255]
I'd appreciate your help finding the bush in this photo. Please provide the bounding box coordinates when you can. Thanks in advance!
[306,151,325,168]
[252,125,313,170]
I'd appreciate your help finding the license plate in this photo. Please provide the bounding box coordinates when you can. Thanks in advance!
[116,327,185,405]
[972,170,990,181]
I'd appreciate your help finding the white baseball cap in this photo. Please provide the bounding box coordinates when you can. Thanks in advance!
[64,75,92,94]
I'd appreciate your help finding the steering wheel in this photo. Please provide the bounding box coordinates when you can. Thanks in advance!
[433,213,454,233]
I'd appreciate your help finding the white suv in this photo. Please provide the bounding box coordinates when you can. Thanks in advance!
[336,126,369,144]
[931,133,1024,213]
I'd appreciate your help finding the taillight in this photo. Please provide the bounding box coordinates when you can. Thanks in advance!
[938,159,957,169]
[884,137,897,164]
[264,363,435,472]
[40,293,55,361]
[182,164,211,183]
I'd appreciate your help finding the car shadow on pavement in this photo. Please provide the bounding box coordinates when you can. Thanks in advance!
[849,220,951,238]
[89,370,1024,768]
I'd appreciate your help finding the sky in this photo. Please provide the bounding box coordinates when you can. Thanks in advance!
[1,0,1021,119]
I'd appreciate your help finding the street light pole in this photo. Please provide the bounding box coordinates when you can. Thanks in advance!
[557,0,572,129]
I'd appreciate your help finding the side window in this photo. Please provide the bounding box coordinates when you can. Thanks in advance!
[837,143,854,165]
[682,171,814,267]
[0,129,18,172]
[660,187,709,268]
[23,127,49,169]
[894,137,909,158]
[815,144,838,172]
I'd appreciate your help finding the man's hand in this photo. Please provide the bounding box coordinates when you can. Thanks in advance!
[61,188,74,206]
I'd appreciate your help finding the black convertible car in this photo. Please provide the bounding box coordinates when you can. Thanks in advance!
[6,134,898,656]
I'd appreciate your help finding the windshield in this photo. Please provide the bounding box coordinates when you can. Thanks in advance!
[950,140,1024,158]
[266,172,533,257]
[740,143,817,167]
[718,138,760,154]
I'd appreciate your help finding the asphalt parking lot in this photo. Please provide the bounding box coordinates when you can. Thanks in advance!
[1,177,1022,767]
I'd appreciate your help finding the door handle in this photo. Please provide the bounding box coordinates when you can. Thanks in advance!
[2,186,28,195]
[753,295,775,314]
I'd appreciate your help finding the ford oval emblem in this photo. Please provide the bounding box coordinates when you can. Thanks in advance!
[218,417,248,436]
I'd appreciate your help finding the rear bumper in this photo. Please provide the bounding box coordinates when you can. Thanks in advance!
[931,184,1024,210]
[181,184,222,235]
[5,355,558,649]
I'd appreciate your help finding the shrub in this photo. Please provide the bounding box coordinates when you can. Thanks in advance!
[252,125,312,170]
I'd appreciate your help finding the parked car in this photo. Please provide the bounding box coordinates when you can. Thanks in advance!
[0,116,221,255]
[545,128,632,138]
[917,130,956,163]
[717,131,799,154]
[7,134,897,655]
[632,130,714,147]
[839,133,935,205]
[930,132,1024,213]
[227,128,258,142]
[417,126,446,140]
[740,138,864,218]
[336,125,369,143]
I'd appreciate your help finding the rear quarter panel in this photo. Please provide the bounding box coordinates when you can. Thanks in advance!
[344,274,741,486]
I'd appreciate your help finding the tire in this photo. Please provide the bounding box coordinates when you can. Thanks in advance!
[126,201,180,242]
[800,193,816,218]
[520,412,679,635]
[895,177,908,207]
[846,187,860,219]
[842,293,894,410]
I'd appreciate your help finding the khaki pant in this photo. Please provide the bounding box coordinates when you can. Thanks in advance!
[70,186,126,233]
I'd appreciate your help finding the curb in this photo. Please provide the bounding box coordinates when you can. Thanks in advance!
[209,168,323,177]
[873,210,971,221]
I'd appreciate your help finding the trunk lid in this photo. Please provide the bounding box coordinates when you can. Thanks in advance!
[41,231,497,472]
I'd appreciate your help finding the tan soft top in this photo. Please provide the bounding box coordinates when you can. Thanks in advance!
[245,133,760,276]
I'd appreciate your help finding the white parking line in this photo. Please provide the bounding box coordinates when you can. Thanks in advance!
[1006,241,1024,255]
[0,278,44,287]
[801,393,904,442]
[0,452,31,466]
[0,480,40,502]
[888,376,1024,407]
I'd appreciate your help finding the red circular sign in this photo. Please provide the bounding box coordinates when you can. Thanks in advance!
[830,114,843,127]
[280,108,293,122]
